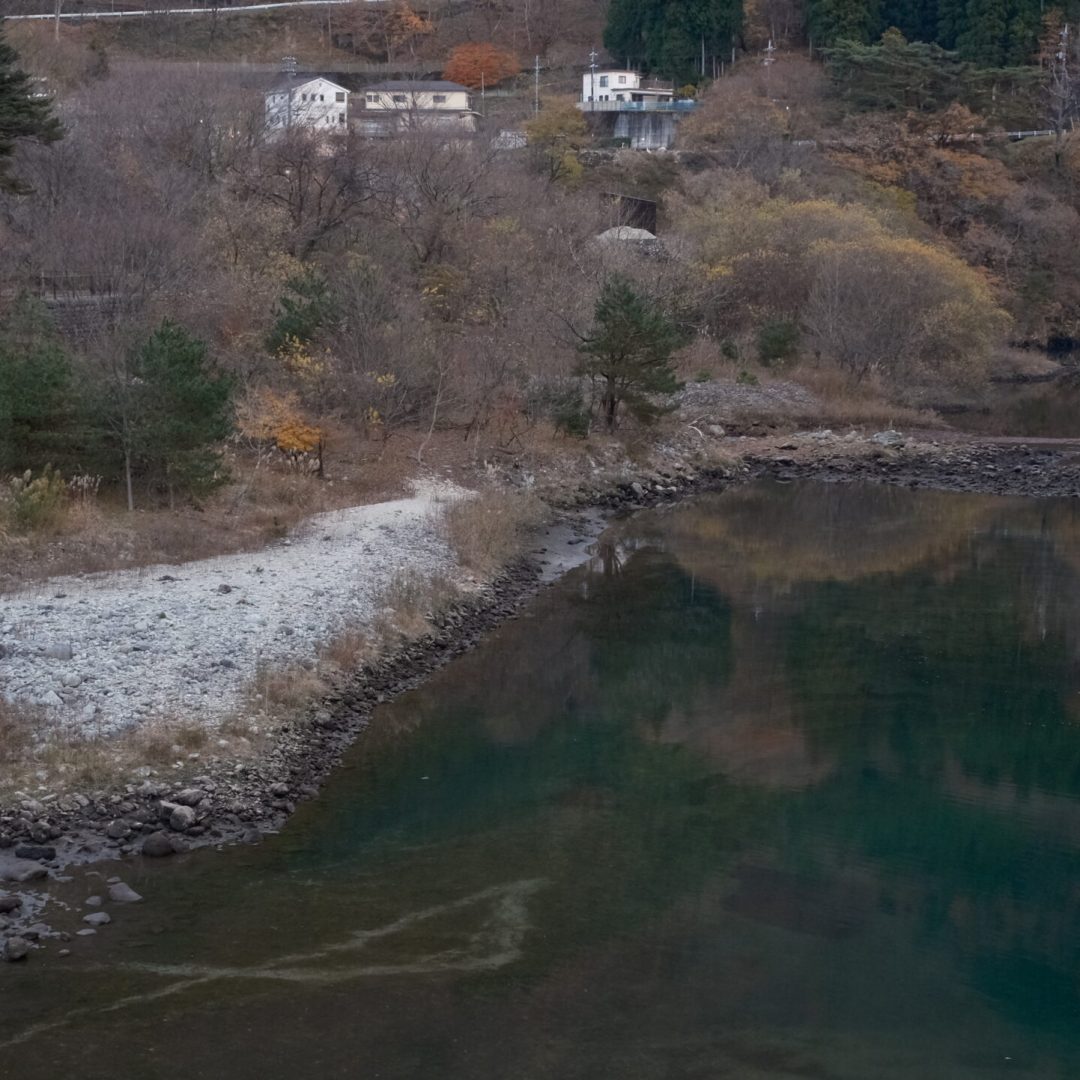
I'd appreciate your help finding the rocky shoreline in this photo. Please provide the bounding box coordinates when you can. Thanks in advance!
[5,434,1080,958]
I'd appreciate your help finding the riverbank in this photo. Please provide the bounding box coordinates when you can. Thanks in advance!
[5,429,1080,956]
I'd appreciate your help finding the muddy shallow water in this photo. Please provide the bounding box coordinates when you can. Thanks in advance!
[5,480,1080,1079]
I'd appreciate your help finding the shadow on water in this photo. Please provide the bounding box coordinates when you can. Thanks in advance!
[6,481,1080,1078]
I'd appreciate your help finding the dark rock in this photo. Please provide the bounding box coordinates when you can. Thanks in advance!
[14,844,56,862]
[141,832,176,858]
[4,936,30,962]
[0,895,22,913]
[106,820,130,840]
[167,805,196,832]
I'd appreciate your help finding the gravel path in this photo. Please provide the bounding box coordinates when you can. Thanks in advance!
[0,486,461,737]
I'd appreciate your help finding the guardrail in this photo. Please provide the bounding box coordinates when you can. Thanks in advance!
[577,100,698,113]
[4,0,364,20]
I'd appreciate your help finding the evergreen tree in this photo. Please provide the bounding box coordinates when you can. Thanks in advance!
[576,276,689,431]
[935,0,966,49]
[0,296,74,472]
[603,0,650,68]
[956,0,1010,65]
[0,24,62,193]
[266,269,338,353]
[825,34,1041,119]
[807,0,884,46]
[603,0,741,82]
[882,0,939,44]
[115,321,234,507]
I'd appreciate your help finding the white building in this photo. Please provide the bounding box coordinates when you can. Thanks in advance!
[358,80,478,136]
[580,69,674,106]
[265,72,350,134]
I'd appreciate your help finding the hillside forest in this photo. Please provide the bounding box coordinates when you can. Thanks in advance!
[1,0,1080,552]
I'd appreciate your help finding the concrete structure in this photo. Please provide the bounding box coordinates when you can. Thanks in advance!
[576,67,696,150]
[358,80,478,136]
[265,70,349,133]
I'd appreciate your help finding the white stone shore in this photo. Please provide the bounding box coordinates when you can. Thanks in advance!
[0,485,463,737]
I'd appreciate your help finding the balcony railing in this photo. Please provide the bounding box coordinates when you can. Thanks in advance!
[577,100,698,113]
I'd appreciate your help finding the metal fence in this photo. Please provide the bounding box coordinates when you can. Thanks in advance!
[578,100,698,113]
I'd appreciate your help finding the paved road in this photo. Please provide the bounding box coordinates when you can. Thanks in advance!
[5,0,370,21]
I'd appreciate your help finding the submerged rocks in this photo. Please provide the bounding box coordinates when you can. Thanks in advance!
[14,844,56,863]
[141,832,177,858]
[4,936,29,962]
[0,860,47,883]
[108,882,143,904]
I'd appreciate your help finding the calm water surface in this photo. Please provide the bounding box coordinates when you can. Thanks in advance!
[5,481,1080,1078]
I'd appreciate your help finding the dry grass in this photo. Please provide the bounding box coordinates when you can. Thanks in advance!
[439,489,548,576]
[241,568,463,736]
[787,368,939,429]
[0,413,568,594]
[0,696,265,801]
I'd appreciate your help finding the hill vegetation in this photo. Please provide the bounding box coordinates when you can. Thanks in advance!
[2,0,1080,569]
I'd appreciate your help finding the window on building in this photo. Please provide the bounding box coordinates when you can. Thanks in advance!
[338,113,345,124]
[367,93,376,103]
[335,91,345,102]
[319,94,325,102]
[599,75,608,87]
[433,94,446,103]
[618,75,627,84]
[301,93,308,101]
[393,94,407,103]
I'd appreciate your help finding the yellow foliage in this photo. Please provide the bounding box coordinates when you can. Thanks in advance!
[236,388,322,454]
[524,99,588,184]
[678,190,1009,383]
[276,335,329,383]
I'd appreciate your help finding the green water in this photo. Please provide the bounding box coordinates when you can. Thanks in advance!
[5,481,1080,1078]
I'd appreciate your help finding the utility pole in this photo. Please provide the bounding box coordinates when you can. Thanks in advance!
[589,46,598,103]
[534,55,540,114]
[283,55,297,129]
[53,0,62,43]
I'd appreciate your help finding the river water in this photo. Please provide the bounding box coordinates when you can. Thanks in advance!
[5,480,1080,1078]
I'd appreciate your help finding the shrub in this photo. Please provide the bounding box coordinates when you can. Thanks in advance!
[757,319,799,365]
[5,465,68,531]
[440,490,547,575]
[526,381,591,438]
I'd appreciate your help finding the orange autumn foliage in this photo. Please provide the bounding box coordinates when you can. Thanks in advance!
[443,43,521,90]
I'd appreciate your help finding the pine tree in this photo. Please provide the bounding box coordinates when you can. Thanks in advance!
[116,321,234,507]
[0,296,73,472]
[0,25,62,193]
[604,0,651,68]
[576,276,689,431]
[956,0,1009,64]
[806,0,884,46]
[603,0,741,80]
